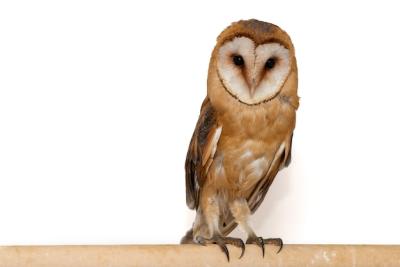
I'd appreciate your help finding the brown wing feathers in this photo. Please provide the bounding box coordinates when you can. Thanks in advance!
[185,98,217,210]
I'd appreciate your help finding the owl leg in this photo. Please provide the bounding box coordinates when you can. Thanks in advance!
[182,209,214,244]
[229,198,283,257]
[196,194,245,261]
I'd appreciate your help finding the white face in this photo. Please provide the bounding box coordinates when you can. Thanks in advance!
[217,36,291,105]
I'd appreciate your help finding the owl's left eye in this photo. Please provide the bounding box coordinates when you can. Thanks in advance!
[265,58,276,69]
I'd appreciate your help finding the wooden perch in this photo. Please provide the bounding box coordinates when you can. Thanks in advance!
[0,244,399,267]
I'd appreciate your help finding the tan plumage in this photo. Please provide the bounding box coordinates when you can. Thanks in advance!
[181,19,299,259]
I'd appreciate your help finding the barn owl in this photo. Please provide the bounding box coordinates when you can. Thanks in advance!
[181,19,299,261]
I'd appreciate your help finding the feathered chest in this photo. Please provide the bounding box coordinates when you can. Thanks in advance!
[213,138,280,192]
[202,97,294,195]
[213,104,292,187]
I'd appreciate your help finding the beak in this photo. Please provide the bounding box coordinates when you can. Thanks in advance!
[245,69,260,98]
[249,77,257,97]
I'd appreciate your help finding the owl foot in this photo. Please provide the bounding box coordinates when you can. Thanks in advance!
[197,235,245,261]
[246,236,283,257]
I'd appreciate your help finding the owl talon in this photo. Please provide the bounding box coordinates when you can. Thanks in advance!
[198,235,245,261]
[264,238,283,254]
[216,240,230,261]
[246,236,283,256]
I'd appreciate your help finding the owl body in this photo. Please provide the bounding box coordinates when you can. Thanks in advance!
[182,20,298,255]
[210,96,296,196]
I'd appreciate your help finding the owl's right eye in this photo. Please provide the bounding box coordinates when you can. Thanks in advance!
[232,55,244,66]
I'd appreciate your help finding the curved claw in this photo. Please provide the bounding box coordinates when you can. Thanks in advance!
[215,241,230,262]
[196,235,246,261]
[224,237,245,259]
[247,236,283,257]
[246,236,265,257]
[258,237,265,258]
[264,238,283,254]
[238,239,245,259]
[277,245,283,254]
[275,239,283,254]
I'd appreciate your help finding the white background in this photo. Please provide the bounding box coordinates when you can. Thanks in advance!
[1,0,400,245]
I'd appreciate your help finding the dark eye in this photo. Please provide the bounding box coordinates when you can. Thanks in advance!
[232,55,244,66]
[265,58,276,69]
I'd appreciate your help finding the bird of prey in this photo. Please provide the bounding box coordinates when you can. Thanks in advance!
[181,19,299,261]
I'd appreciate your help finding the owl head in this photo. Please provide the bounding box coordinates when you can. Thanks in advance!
[207,19,297,110]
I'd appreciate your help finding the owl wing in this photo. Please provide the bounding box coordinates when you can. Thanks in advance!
[185,97,221,210]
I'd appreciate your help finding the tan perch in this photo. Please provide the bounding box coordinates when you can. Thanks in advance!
[0,244,399,267]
